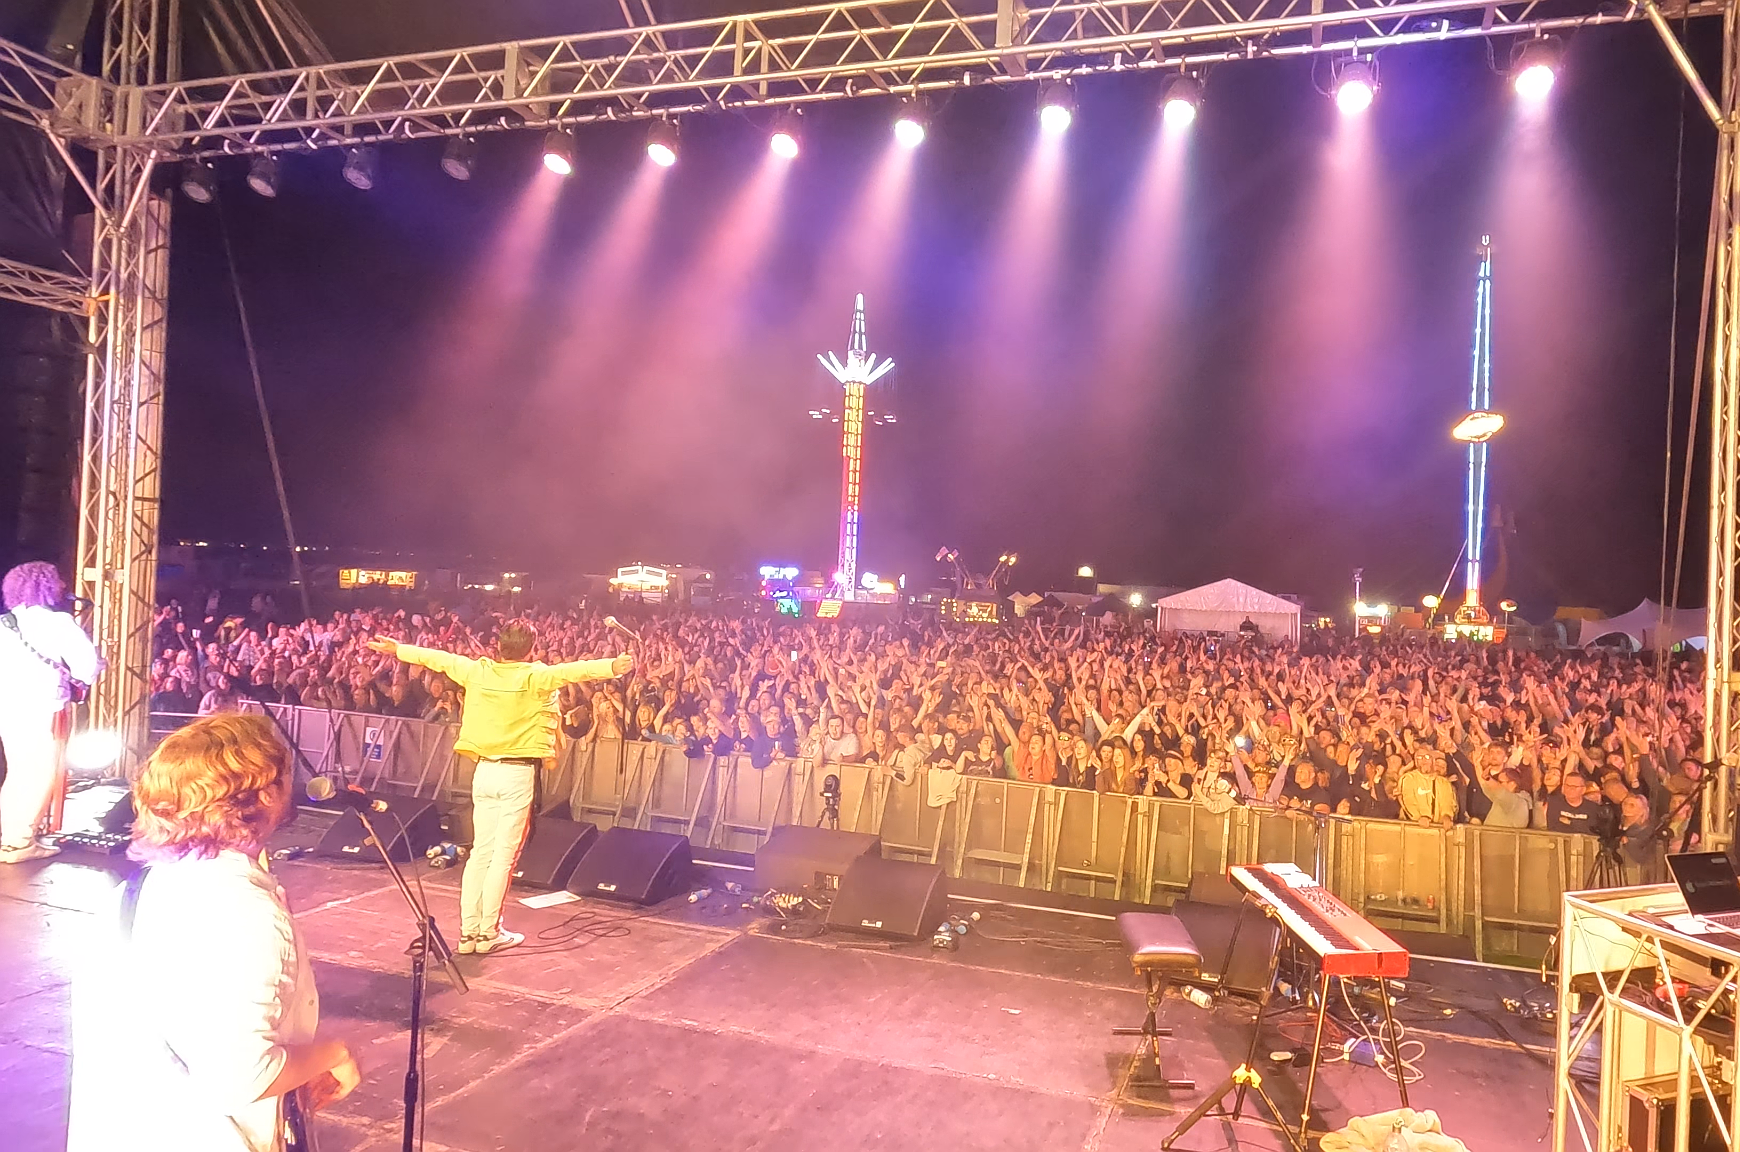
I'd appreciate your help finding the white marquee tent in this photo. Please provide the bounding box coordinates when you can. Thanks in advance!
[1155,578,1301,642]
[1577,599,1706,651]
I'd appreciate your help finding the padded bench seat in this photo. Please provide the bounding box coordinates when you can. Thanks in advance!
[1118,912,1204,976]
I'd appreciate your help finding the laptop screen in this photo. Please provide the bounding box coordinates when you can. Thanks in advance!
[1669,852,1740,915]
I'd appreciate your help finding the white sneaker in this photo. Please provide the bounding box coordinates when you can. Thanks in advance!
[455,935,477,955]
[475,929,524,955]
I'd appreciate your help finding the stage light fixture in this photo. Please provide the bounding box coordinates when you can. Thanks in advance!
[1038,80,1075,135]
[1513,37,1562,101]
[246,154,279,198]
[542,129,576,175]
[646,120,679,167]
[1161,75,1202,127]
[769,110,801,158]
[441,136,478,181]
[1333,57,1377,114]
[342,146,378,190]
[893,100,928,148]
[179,160,216,204]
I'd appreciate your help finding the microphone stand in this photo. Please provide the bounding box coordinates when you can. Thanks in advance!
[349,804,467,1152]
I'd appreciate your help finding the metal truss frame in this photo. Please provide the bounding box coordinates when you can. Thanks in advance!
[0,256,91,315]
[0,0,1736,769]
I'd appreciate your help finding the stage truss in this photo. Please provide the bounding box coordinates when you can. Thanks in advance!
[0,0,1737,785]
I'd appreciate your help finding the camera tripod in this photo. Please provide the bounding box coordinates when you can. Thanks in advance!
[1583,838,1629,890]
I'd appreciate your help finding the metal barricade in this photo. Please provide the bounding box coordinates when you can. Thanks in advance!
[223,707,1632,962]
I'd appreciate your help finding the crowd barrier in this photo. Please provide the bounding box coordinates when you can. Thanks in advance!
[238,703,1613,964]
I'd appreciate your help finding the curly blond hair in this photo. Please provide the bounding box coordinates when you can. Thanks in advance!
[130,713,291,863]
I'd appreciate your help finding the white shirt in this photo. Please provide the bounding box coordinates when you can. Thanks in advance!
[0,603,102,717]
[68,851,319,1152]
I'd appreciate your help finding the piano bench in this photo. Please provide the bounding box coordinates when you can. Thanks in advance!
[1113,913,1202,1092]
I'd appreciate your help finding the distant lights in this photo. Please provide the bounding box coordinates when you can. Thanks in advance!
[1038,80,1075,135]
[441,136,478,181]
[179,160,216,204]
[247,154,280,197]
[1161,75,1202,128]
[342,145,378,190]
[769,110,802,159]
[646,120,679,167]
[893,99,928,148]
[1333,57,1378,114]
[542,128,576,176]
[1513,37,1563,102]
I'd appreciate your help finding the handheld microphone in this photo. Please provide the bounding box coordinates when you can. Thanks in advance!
[305,776,387,812]
[604,615,643,645]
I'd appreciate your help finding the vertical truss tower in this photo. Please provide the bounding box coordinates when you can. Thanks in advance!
[1464,237,1494,608]
[816,294,894,599]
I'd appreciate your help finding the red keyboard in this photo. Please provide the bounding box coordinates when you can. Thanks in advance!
[1230,863,1410,978]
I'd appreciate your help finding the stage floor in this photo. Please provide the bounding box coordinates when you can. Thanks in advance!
[4,813,1556,1152]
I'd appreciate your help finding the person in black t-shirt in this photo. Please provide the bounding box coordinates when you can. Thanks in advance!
[1544,771,1601,835]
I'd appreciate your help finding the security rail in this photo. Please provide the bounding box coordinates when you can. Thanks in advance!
[236,703,1609,963]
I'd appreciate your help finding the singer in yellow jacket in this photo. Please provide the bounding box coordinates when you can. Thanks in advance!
[368,622,630,955]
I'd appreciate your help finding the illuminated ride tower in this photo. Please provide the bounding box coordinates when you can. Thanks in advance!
[1448,237,1506,640]
[815,294,895,600]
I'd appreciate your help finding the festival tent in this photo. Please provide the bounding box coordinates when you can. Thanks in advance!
[1155,578,1301,642]
[1577,599,1706,651]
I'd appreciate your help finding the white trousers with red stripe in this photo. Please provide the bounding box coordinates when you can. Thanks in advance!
[460,758,536,938]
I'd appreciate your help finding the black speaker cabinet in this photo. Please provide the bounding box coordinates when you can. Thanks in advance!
[565,826,691,904]
[755,825,882,896]
[513,817,599,890]
[312,795,444,862]
[825,854,948,940]
[1170,898,1283,997]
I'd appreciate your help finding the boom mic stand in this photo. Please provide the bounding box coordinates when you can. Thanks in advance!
[348,801,468,1152]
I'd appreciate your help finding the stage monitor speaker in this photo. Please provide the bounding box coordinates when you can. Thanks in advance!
[512,817,598,890]
[825,854,947,940]
[755,825,881,896]
[565,826,691,905]
[312,795,444,862]
[1170,898,1282,997]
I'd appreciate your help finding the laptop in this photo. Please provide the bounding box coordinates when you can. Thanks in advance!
[1667,852,1740,931]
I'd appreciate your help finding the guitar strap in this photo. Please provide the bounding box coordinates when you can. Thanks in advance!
[1,610,83,698]
[120,867,306,1152]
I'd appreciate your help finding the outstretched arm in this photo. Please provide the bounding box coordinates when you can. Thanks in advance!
[533,652,634,692]
[369,636,474,684]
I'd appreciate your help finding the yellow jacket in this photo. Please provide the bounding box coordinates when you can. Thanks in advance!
[395,644,618,760]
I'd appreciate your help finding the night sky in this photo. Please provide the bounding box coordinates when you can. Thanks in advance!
[153,14,1715,614]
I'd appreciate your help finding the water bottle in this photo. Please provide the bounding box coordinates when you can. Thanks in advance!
[1185,986,1214,1010]
[688,887,712,903]
[1380,1116,1407,1152]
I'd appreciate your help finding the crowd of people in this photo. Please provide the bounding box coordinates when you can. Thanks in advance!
[146,595,1710,859]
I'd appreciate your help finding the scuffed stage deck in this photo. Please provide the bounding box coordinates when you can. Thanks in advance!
[5,813,1555,1152]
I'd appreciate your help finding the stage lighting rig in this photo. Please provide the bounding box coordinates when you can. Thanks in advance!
[542,129,576,175]
[246,154,279,198]
[1038,80,1075,134]
[1332,57,1378,114]
[179,160,216,204]
[342,146,378,189]
[893,99,928,147]
[1161,75,1202,127]
[770,110,802,158]
[646,120,679,167]
[1512,36,1562,101]
[441,136,478,180]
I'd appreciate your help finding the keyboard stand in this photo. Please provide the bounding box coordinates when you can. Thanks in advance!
[1163,896,1410,1152]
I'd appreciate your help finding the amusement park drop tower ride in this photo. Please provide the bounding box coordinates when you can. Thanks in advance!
[816,294,895,599]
